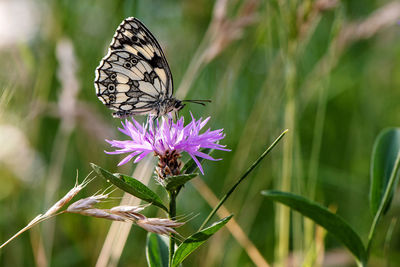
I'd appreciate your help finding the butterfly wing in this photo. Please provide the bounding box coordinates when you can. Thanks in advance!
[94,17,174,118]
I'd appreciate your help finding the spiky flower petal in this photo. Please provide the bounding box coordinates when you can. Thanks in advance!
[106,114,229,174]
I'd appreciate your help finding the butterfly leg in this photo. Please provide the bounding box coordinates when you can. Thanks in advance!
[155,108,161,119]
[173,110,178,121]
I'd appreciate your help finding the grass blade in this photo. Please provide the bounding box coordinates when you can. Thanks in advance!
[198,129,287,230]
[262,190,367,265]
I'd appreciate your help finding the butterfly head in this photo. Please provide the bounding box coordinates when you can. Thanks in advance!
[163,98,185,115]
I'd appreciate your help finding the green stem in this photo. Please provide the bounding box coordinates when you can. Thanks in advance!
[198,129,288,231]
[168,190,177,266]
[366,150,400,256]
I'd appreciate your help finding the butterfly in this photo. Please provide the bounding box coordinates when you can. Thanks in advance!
[95,17,188,118]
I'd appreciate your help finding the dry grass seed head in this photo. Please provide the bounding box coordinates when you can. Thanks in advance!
[75,208,126,221]
[109,204,150,220]
[43,172,95,217]
[67,193,109,212]
[67,185,115,212]
[136,221,178,235]
[136,217,185,235]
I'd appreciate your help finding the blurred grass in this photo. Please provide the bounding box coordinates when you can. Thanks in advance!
[1,0,400,266]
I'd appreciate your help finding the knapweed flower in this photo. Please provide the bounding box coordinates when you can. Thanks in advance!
[105,114,229,177]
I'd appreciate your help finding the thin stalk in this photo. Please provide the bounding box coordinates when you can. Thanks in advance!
[168,190,177,266]
[276,45,297,267]
[366,150,400,255]
[0,212,64,249]
[198,129,288,231]
[276,101,294,267]
[304,79,329,252]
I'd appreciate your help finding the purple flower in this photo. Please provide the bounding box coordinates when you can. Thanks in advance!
[105,114,230,174]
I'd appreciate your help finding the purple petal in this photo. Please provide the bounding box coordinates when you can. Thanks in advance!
[118,151,141,166]
[133,151,150,163]
[191,151,217,161]
[105,113,230,173]
[189,154,204,175]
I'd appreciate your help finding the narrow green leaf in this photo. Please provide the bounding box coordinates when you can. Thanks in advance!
[146,233,169,267]
[199,129,288,231]
[262,190,367,264]
[367,129,400,254]
[164,173,198,191]
[181,148,212,174]
[370,128,400,215]
[90,163,168,212]
[172,215,233,267]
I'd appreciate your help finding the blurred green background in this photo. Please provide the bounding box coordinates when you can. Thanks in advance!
[1,0,400,266]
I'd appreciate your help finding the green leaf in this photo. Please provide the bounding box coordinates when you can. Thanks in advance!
[370,128,400,215]
[164,173,198,191]
[367,129,400,254]
[146,233,169,267]
[181,148,212,174]
[90,163,168,212]
[262,190,367,264]
[172,215,233,267]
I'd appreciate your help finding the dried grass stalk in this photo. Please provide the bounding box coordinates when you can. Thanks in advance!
[66,193,108,212]
[70,208,126,221]
[44,174,94,216]
[136,218,185,235]
[109,205,148,220]
[337,1,400,50]
[0,173,93,249]
[66,196,183,235]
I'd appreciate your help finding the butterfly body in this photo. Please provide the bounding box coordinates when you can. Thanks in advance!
[95,17,184,118]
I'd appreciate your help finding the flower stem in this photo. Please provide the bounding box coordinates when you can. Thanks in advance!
[198,129,288,231]
[168,190,177,266]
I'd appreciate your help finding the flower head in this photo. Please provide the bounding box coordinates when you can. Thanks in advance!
[105,114,229,175]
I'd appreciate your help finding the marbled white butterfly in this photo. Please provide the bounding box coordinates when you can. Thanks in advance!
[95,17,189,118]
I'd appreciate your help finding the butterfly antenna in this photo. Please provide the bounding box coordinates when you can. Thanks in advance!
[182,99,211,106]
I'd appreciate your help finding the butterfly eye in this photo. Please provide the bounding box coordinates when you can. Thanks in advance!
[110,73,117,80]
[108,84,115,92]
[175,101,183,109]
[124,62,132,69]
